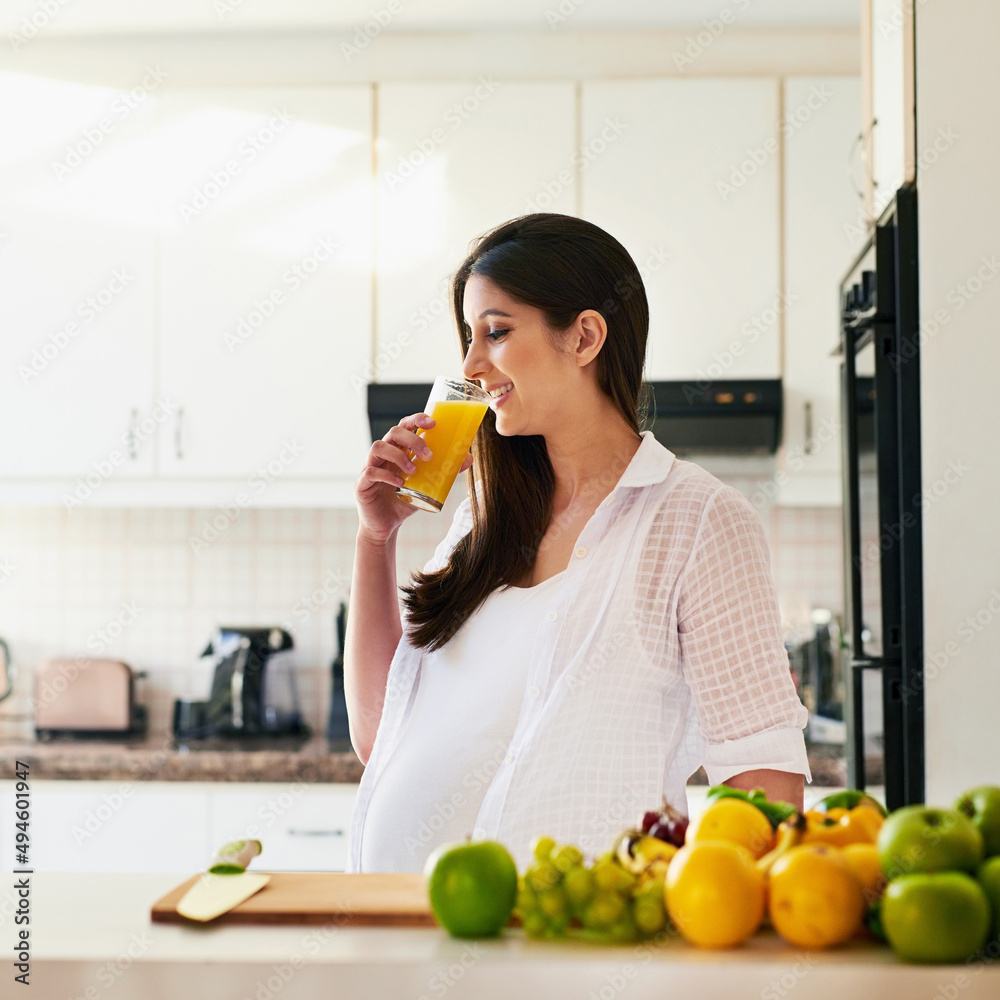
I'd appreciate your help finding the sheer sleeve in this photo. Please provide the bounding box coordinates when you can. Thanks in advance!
[676,486,811,785]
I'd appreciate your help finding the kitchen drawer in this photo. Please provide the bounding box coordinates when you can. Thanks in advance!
[208,784,357,872]
[0,780,211,873]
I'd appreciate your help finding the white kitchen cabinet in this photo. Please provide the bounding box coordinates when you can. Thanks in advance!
[209,783,356,872]
[0,72,159,482]
[156,87,373,482]
[0,780,211,873]
[857,0,916,226]
[374,81,577,383]
[778,77,863,506]
[868,0,915,217]
[0,780,357,873]
[581,79,781,382]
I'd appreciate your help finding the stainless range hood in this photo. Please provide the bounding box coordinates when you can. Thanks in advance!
[367,379,782,456]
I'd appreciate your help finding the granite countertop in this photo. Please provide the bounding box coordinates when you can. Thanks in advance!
[0,731,861,790]
[0,733,365,783]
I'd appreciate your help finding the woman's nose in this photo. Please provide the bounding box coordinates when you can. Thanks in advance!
[462,339,488,382]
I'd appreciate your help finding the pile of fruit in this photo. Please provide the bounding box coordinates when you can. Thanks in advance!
[423,783,1000,964]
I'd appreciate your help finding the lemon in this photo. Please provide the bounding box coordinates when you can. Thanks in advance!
[842,842,887,906]
[687,797,775,859]
[665,841,766,948]
[768,844,866,949]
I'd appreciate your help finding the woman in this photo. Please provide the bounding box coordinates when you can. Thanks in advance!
[345,213,809,873]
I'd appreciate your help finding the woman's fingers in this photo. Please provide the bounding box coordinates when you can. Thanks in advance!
[396,411,435,433]
[357,412,436,501]
[383,422,432,458]
[358,462,405,491]
[369,438,417,475]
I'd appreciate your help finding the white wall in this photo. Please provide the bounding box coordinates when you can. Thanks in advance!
[917,2,1000,801]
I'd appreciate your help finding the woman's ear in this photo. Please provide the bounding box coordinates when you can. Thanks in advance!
[572,309,608,368]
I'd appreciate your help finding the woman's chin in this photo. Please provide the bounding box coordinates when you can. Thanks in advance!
[493,413,529,438]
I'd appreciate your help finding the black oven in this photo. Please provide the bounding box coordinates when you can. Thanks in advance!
[839,184,924,810]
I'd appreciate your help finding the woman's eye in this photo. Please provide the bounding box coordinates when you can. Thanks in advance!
[463,328,509,347]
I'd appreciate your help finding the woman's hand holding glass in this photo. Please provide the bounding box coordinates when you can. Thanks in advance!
[355,413,473,543]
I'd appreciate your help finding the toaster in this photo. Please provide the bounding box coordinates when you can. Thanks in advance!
[34,658,147,740]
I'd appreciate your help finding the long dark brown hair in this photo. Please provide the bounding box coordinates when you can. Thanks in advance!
[402,213,649,650]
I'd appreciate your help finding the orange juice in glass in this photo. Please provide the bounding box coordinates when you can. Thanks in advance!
[396,377,490,512]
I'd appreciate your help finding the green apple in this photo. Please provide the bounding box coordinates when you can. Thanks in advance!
[424,840,517,938]
[877,805,983,879]
[957,785,1000,858]
[811,789,888,818]
[978,855,1000,934]
[882,872,990,963]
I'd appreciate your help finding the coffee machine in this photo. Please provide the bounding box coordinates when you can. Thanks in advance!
[173,626,309,745]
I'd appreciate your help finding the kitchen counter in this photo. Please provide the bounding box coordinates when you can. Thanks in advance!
[0,735,855,787]
[0,734,364,783]
[8,872,1000,1000]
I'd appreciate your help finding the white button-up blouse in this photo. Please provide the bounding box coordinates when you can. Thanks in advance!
[347,431,810,871]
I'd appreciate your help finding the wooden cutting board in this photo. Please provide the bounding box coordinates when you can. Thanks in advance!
[151,872,436,926]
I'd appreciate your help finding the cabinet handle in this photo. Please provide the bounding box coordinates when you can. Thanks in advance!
[126,408,139,460]
[285,828,346,837]
[804,401,814,455]
[175,407,184,460]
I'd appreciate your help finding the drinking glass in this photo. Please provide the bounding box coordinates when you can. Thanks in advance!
[395,376,490,512]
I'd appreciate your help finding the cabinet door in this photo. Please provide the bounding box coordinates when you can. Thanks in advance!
[581,79,781,381]
[870,0,914,216]
[157,87,373,480]
[780,77,862,505]
[374,81,576,383]
[209,784,357,872]
[0,781,210,873]
[0,73,157,480]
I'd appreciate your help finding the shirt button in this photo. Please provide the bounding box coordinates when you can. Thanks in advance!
[527,685,540,699]
[473,827,486,839]
[575,546,588,558]
[503,754,514,765]
[546,611,558,622]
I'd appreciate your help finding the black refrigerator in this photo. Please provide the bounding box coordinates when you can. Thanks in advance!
[838,184,924,811]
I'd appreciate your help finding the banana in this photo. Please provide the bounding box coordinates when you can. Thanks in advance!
[614,830,678,875]
[756,811,805,876]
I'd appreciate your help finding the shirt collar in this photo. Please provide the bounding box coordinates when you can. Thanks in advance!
[616,430,675,489]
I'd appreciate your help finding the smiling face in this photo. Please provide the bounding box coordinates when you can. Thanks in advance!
[460,274,585,438]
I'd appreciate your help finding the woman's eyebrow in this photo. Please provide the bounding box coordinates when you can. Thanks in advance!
[478,308,513,319]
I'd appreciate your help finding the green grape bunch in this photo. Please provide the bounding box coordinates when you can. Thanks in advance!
[515,835,669,943]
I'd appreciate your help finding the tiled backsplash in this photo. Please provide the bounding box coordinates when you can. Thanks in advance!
[0,492,842,742]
